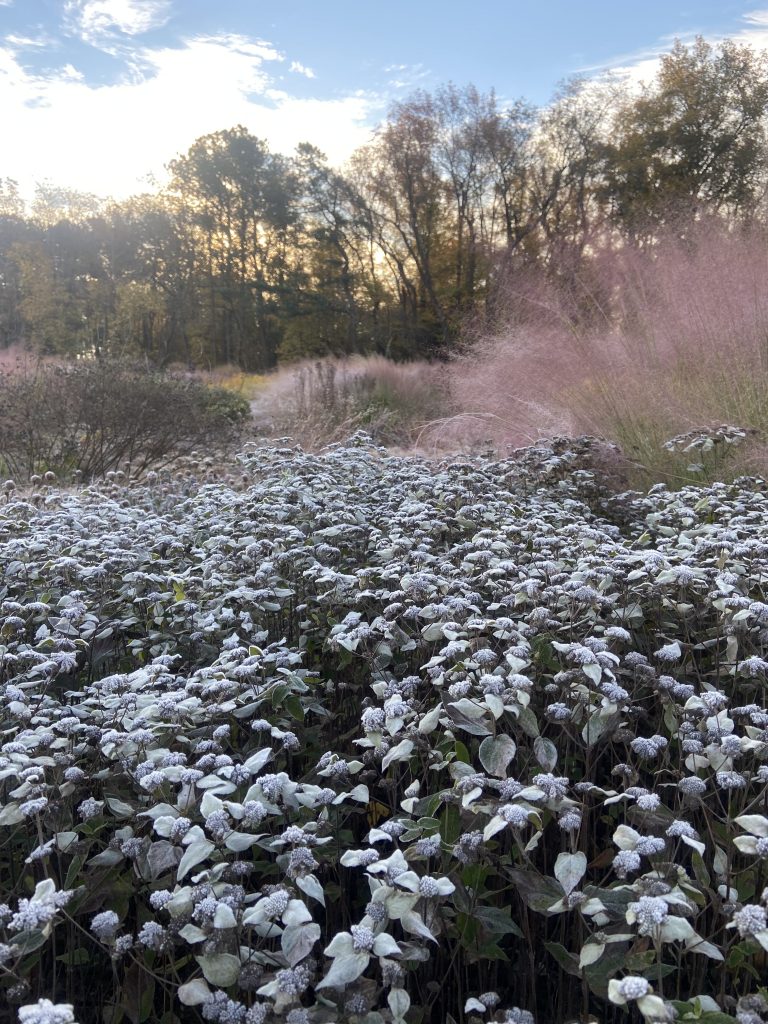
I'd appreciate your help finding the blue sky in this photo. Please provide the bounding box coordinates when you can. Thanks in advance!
[1,1,768,199]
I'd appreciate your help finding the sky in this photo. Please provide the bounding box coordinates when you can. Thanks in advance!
[2,1,768,201]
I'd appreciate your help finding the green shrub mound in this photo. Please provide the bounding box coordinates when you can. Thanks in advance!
[2,435,768,1024]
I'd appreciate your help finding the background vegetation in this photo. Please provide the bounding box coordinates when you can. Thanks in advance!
[1,37,767,372]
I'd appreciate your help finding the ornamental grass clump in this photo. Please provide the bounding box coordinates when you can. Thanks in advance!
[3,434,768,1021]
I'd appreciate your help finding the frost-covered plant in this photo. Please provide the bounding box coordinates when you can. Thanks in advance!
[2,434,768,1022]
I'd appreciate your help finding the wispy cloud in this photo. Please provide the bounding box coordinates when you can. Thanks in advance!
[384,62,430,90]
[4,33,56,50]
[64,0,172,45]
[0,32,380,199]
[580,6,768,89]
[289,60,315,79]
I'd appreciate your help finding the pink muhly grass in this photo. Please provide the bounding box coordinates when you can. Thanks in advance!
[447,220,768,480]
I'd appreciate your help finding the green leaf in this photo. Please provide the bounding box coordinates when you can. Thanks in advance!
[454,740,471,764]
[440,802,462,845]
[515,705,540,738]
[57,948,91,966]
[283,694,305,722]
[506,868,564,913]
[473,905,524,938]
[544,941,581,977]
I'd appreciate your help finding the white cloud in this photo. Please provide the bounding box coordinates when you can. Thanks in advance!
[289,60,315,79]
[582,7,768,90]
[0,33,380,200]
[64,0,172,45]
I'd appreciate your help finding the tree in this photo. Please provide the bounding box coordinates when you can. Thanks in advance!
[603,37,768,231]
[167,126,298,369]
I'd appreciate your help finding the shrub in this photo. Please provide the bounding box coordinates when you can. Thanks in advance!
[0,358,250,480]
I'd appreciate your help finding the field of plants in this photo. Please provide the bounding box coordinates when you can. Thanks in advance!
[2,434,768,1024]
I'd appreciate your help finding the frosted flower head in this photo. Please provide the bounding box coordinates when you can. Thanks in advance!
[90,911,120,941]
[364,900,387,924]
[716,770,746,789]
[350,924,375,951]
[361,707,385,732]
[77,797,103,821]
[630,735,668,759]
[498,804,530,828]
[546,702,571,721]
[635,836,665,856]
[287,847,319,877]
[204,809,231,839]
[17,1001,77,1024]
[275,966,310,995]
[418,876,441,897]
[636,793,661,811]
[137,921,167,950]
[170,817,192,842]
[612,850,641,878]
[678,776,707,796]
[242,802,267,827]
[149,891,173,910]
[616,976,651,1000]
[532,773,569,800]
[666,820,698,840]
[345,993,369,1015]
[262,889,290,918]
[497,778,524,799]
[558,809,582,832]
[627,895,669,936]
[729,904,768,937]
[503,1010,534,1024]
[415,835,441,857]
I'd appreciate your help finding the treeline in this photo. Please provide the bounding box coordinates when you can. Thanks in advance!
[2,36,768,369]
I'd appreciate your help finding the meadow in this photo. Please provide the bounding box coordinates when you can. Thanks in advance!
[2,433,768,1024]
